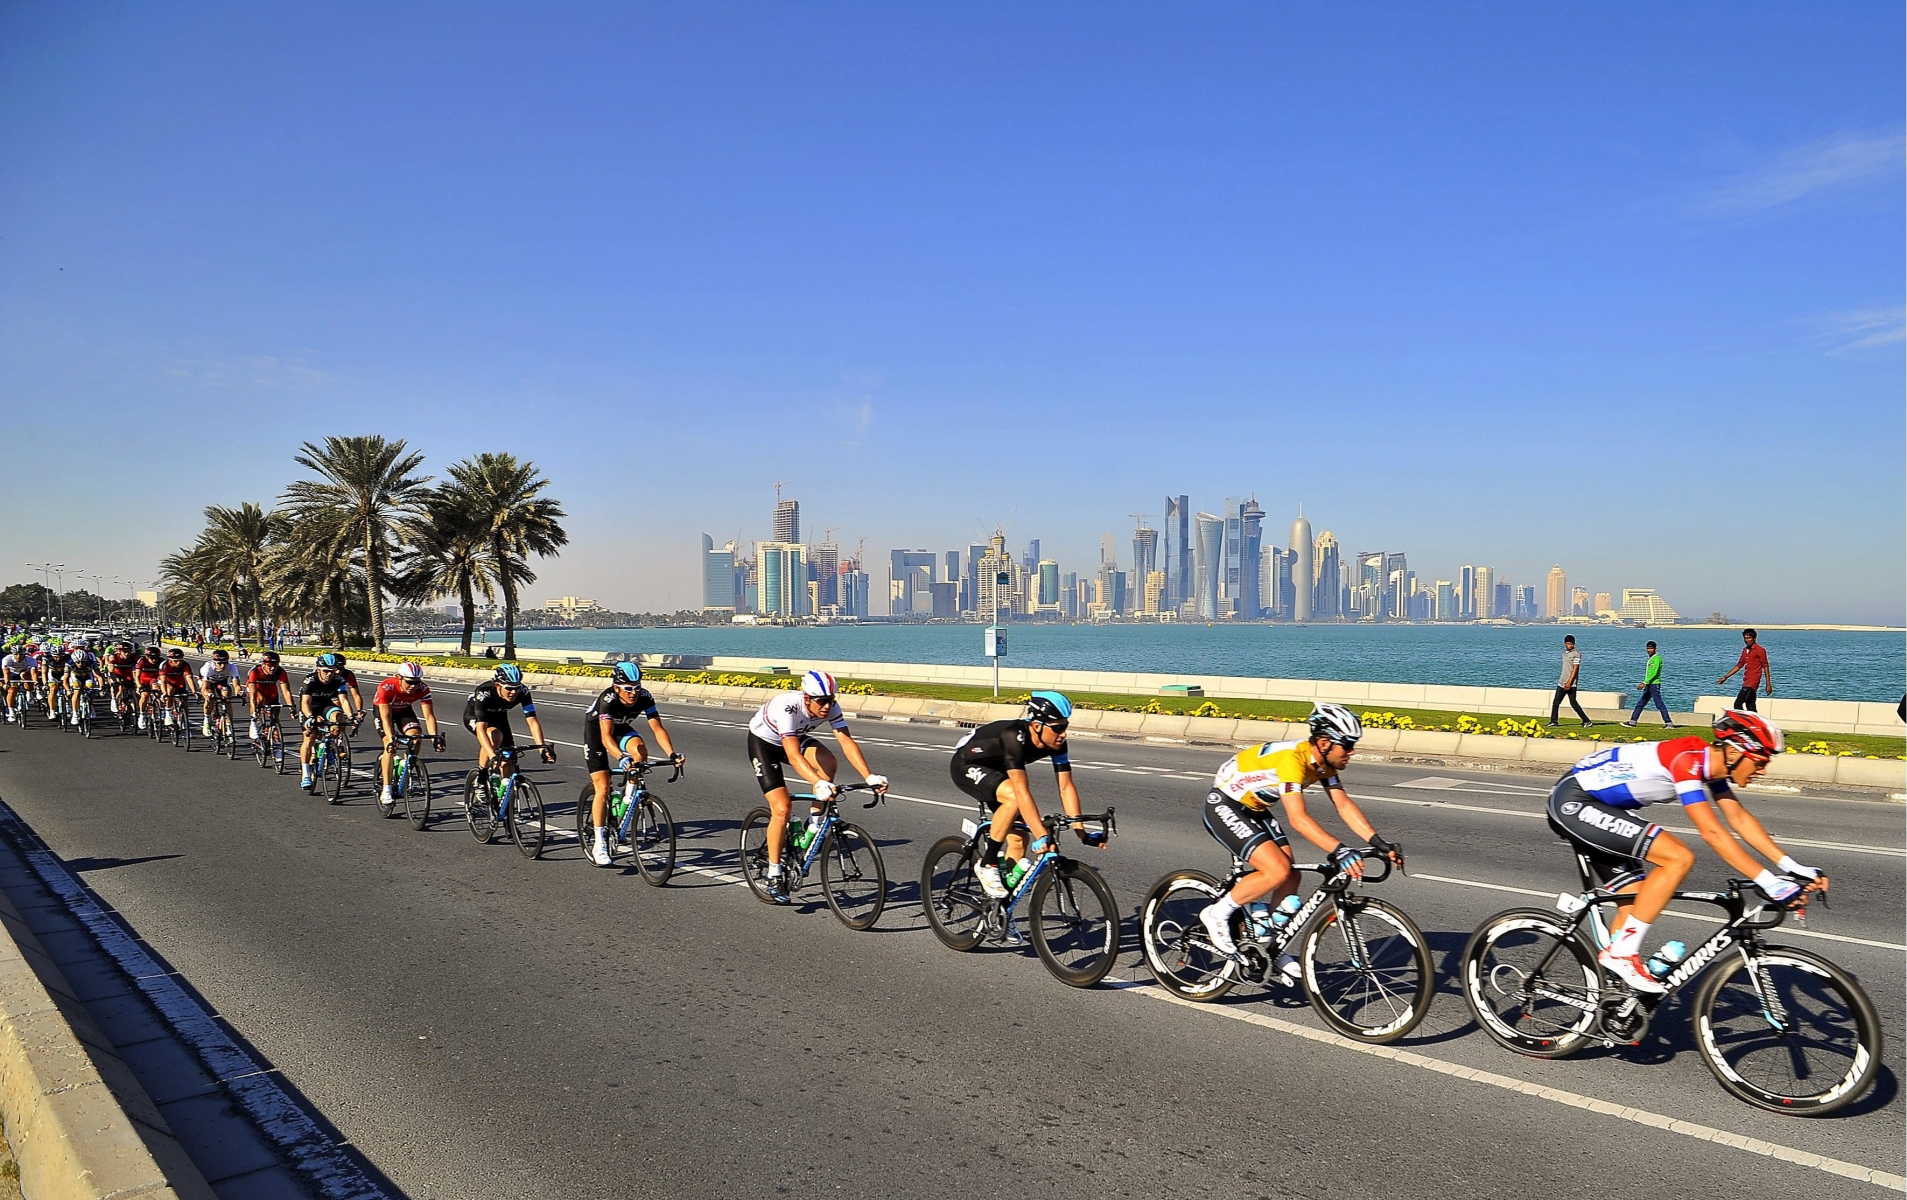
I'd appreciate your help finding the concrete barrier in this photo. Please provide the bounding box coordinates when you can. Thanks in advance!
[1693,695,1903,738]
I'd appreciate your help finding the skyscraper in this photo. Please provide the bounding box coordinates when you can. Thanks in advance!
[813,541,840,609]
[977,532,1015,621]
[1023,539,1041,573]
[1312,531,1340,620]
[756,542,810,616]
[701,534,737,611]
[1163,495,1190,611]
[1384,552,1408,619]
[1037,560,1060,610]
[888,549,937,615]
[964,543,986,613]
[1473,566,1495,619]
[1237,497,1264,618]
[773,499,800,544]
[1435,580,1454,621]
[1459,564,1476,620]
[1572,586,1589,616]
[1546,566,1568,620]
[1131,524,1159,590]
[1289,509,1314,621]
[1100,533,1118,569]
[1194,512,1224,620]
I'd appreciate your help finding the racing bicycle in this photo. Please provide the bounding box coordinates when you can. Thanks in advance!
[1141,849,1434,1043]
[463,743,552,858]
[739,784,887,930]
[573,757,679,884]
[382,731,437,826]
[1461,849,1881,1115]
[305,717,355,802]
[921,807,1121,988]
[251,705,287,773]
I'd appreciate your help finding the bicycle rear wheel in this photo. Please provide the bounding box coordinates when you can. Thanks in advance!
[574,784,596,857]
[820,821,886,930]
[738,808,779,904]
[1030,860,1121,987]
[920,836,986,951]
[327,743,350,804]
[464,771,497,843]
[1461,908,1600,1058]
[1140,870,1238,1001]
[1693,944,1882,1115]
[405,758,432,830]
[1301,896,1435,1043]
[509,778,545,858]
[630,796,676,887]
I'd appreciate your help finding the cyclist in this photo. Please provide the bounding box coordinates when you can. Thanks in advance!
[744,670,887,901]
[1548,710,1823,994]
[374,662,443,807]
[1196,703,1402,981]
[64,641,100,727]
[297,652,360,790]
[196,648,242,738]
[133,646,164,729]
[1,642,35,723]
[462,662,553,779]
[949,691,1096,900]
[38,639,70,721]
[582,662,683,866]
[156,647,193,728]
[105,640,140,721]
[245,650,293,741]
[329,653,366,720]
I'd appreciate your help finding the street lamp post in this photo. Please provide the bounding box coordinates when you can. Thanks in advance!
[24,563,62,626]
[82,574,107,623]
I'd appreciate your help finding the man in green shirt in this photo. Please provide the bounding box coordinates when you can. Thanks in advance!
[1622,640,1674,727]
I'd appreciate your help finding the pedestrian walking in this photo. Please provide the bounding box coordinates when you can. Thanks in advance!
[1717,628,1773,712]
[1622,641,1673,727]
[1548,635,1592,727]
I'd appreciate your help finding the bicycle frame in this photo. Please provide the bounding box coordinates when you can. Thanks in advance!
[609,759,681,841]
[958,807,1117,912]
[783,787,882,877]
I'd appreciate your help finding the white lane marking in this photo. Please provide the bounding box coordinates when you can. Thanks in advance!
[1365,794,1906,858]
[1409,872,1906,952]
[1107,980,1906,1193]
[0,797,391,1200]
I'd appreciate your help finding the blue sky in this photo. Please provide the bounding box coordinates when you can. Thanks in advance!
[3,3,1901,621]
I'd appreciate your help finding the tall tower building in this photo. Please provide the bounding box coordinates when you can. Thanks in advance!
[1163,495,1191,610]
[1459,565,1476,620]
[1237,497,1264,618]
[1474,566,1496,619]
[773,499,800,544]
[1194,512,1224,620]
[812,542,840,609]
[1312,531,1340,619]
[1289,508,1314,621]
[1545,565,1568,620]
[1132,524,1159,588]
[701,534,737,611]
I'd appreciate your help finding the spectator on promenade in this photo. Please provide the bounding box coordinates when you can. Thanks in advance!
[1717,628,1773,713]
[1548,635,1592,727]
[1622,641,1673,728]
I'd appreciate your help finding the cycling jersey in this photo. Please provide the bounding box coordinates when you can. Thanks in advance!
[746,691,847,742]
[585,685,658,733]
[39,652,70,678]
[135,657,162,684]
[199,661,240,686]
[158,659,190,686]
[107,650,139,677]
[1212,741,1342,810]
[465,681,535,727]
[300,671,351,706]
[1565,738,1731,809]
[66,651,98,678]
[246,664,288,693]
[0,653,33,679]
[953,719,1072,775]
[372,678,433,711]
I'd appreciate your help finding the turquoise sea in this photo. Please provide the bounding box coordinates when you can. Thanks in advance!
[478,624,1904,711]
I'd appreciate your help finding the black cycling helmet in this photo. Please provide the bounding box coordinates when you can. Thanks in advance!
[315,652,343,669]
[612,661,642,686]
[165,647,184,659]
[260,650,280,663]
[1025,691,1073,726]
[211,648,229,661]
[493,662,524,685]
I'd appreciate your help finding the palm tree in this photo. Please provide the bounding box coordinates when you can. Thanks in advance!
[201,502,289,641]
[281,436,430,651]
[445,453,567,660]
[264,509,365,647]
[158,542,233,628]
[397,490,497,655]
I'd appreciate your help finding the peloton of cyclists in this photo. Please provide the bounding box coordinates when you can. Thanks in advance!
[374,662,443,807]
[583,661,681,867]
[744,671,887,902]
[1547,709,1825,993]
[949,690,1100,902]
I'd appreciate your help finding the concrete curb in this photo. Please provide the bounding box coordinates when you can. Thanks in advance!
[0,881,212,1200]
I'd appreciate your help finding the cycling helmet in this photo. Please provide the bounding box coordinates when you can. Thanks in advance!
[800,670,836,699]
[1308,702,1364,747]
[165,647,184,659]
[332,653,347,666]
[1713,709,1784,760]
[612,661,642,686]
[315,652,343,669]
[211,648,229,661]
[260,650,279,664]
[493,663,524,685]
[117,641,133,653]
[1025,691,1074,726]
[395,661,423,682]
[142,645,160,657]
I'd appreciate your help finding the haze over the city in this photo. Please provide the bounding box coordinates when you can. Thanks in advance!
[2,5,1901,624]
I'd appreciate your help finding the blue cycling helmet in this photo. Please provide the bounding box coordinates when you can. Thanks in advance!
[1025,691,1073,725]
[316,652,343,669]
[493,663,524,685]
[612,661,642,685]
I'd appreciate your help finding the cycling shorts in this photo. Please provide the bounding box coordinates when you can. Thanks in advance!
[470,719,516,752]
[583,724,646,774]
[949,757,1011,810]
[746,731,819,795]
[382,706,422,736]
[1203,791,1290,863]
[1546,777,1662,875]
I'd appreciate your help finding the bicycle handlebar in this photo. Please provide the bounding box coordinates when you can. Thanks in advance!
[1046,809,1117,837]
[1292,845,1397,887]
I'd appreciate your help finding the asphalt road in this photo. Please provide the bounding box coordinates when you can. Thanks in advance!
[0,683,1900,1200]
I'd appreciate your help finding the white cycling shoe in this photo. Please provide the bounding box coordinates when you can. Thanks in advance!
[974,863,1009,900]
[588,830,613,867]
[1198,904,1239,957]
[1597,947,1667,994]
[1275,953,1303,987]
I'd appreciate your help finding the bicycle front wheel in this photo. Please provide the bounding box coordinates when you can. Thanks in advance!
[509,778,546,859]
[1140,870,1238,1001]
[631,797,676,887]
[738,808,778,904]
[1301,896,1435,1043]
[820,821,886,930]
[1461,908,1600,1058]
[920,836,986,951]
[1693,944,1882,1115]
[1029,860,1121,988]
[405,758,432,830]
[464,771,497,843]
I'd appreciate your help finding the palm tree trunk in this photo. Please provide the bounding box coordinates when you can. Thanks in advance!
[364,524,386,652]
[458,573,476,656]
[495,535,518,661]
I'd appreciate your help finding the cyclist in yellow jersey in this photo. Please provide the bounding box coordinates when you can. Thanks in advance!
[1198,703,1402,976]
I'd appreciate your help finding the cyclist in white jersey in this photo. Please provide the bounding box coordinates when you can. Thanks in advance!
[743,671,888,901]
[197,649,243,737]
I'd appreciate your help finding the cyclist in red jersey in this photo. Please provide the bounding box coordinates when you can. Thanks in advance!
[156,648,193,730]
[105,641,140,722]
[245,650,293,741]
[133,646,164,729]
[373,662,442,806]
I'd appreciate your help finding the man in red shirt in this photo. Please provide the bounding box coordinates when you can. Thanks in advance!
[374,662,442,808]
[1718,628,1773,713]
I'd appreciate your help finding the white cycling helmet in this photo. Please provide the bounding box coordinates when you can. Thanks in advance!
[800,669,836,699]
[1308,702,1364,747]
[395,661,423,682]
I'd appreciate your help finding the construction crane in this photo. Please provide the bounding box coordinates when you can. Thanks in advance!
[1129,511,1150,530]
[773,480,794,502]
[823,526,840,546]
